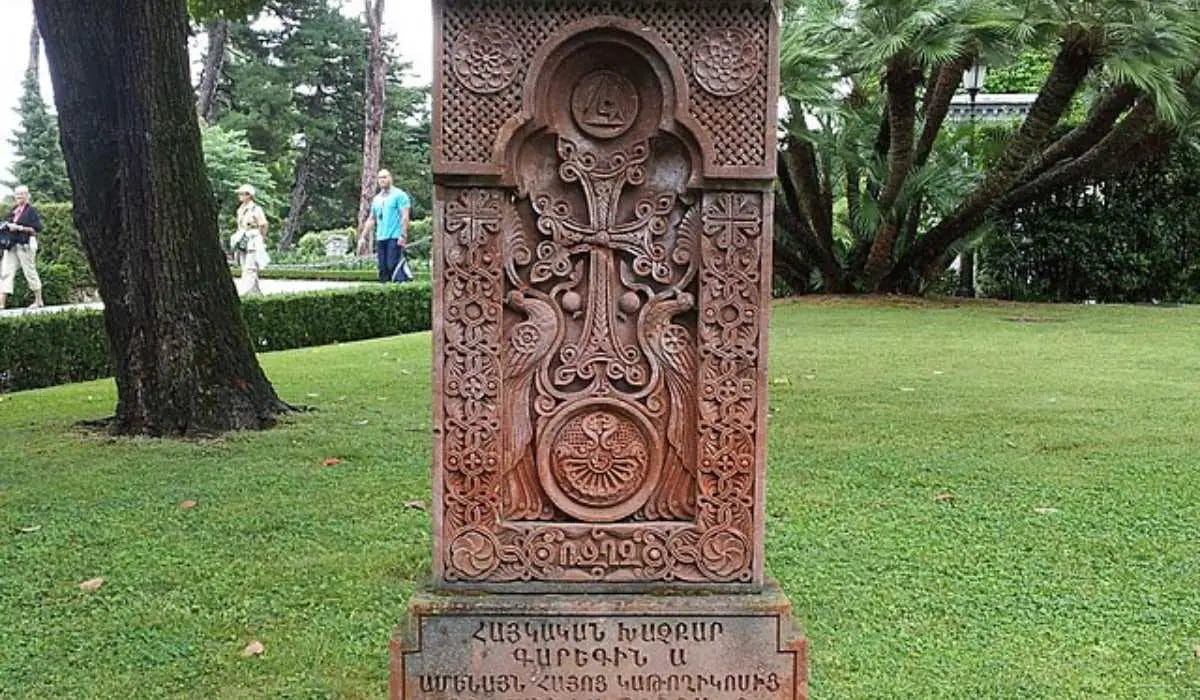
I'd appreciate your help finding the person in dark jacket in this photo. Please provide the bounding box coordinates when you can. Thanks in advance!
[0,185,45,309]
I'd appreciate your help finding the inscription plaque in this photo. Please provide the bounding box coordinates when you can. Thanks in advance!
[395,2,805,697]
[395,588,807,700]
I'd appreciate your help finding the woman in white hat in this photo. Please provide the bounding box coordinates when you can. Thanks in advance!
[231,184,270,296]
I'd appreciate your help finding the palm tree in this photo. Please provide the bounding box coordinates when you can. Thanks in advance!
[777,0,1200,294]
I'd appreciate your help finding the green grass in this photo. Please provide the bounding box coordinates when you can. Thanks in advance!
[1,298,1198,698]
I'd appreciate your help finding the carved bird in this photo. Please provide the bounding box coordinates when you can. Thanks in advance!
[641,292,698,520]
[502,289,560,520]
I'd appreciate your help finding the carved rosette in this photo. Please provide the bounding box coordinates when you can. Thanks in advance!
[450,23,522,94]
[692,27,761,97]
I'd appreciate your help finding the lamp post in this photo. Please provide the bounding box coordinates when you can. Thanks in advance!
[957,62,987,298]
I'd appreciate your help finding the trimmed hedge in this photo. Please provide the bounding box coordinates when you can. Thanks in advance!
[0,283,432,393]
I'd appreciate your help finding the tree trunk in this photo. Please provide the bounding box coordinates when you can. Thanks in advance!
[280,147,313,250]
[863,58,921,288]
[28,12,41,76]
[196,18,230,123]
[357,0,387,249]
[34,0,291,437]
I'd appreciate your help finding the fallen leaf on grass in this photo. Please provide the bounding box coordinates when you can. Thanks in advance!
[79,577,106,593]
[900,387,916,392]
[1034,507,1059,515]
[934,493,955,503]
[180,500,197,510]
[405,500,428,511]
[933,370,945,376]
[17,525,41,534]
[771,376,791,386]
[322,458,343,468]
[1194,645,1200,659]
[241,641,265,657]
[354,419,370,426]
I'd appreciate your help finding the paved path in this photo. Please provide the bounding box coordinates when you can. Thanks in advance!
[0,279,365,319]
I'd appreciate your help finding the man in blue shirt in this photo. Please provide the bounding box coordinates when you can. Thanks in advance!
[365,169,412,282]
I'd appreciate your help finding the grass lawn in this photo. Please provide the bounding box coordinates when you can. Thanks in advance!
[1,298,1198,698]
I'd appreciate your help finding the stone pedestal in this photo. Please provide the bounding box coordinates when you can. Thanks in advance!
[392,583,806,700]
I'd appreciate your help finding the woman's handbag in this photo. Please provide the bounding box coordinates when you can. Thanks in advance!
[0,223,28,251]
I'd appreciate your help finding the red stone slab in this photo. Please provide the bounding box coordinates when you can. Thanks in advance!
[430,0,780,594]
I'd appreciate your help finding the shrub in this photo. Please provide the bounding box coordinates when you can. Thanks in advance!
[0,283,432,393]
[241,283,431,352]
[33,202,93,289]
[9,263,76,307]
[982,146,1200,303]
[0,310,110,393]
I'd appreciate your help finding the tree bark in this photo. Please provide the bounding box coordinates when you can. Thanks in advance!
[863,57,921,288]
[914,56,973,168]
[28,12,41,76]
[280,146,313,250]
[196,18,230,123]
[356,0,387,249]
[34,0,291,437]
[777,148,841,291]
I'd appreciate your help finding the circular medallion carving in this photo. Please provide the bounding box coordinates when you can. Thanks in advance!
[571,70,639,140]
[538,400,662,522]
[692,28,760,97]
[451,24,522,94]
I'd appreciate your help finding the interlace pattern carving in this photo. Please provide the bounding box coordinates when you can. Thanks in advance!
[438,1,772,168]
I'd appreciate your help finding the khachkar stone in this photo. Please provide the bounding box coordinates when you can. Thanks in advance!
[393,1,806,698]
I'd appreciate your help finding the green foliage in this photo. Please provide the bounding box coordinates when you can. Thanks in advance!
[7,72,70,201]
[296,226,355,257]
[382,84,433,221]
[215,2,432,235]
[187,0,265,21]
[3,301,1200,696]
[7,263,74,308]
[985,49,1054,94]
[0,284,432,392]
[200,122,278,226]
[240,284,431,352]
[0,310,110,392]
[777,0,1200,293]
[982,146,1200,303]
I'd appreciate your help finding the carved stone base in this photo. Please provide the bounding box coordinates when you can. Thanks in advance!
[390,582,807,700]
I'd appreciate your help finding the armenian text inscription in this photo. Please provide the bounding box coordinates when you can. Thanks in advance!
[402,614,800,700]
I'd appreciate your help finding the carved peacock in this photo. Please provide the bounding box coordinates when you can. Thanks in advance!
[501,289,560,520]
[640,291,699,520]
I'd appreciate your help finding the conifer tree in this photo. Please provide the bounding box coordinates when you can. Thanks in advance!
[8,70,70,201]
